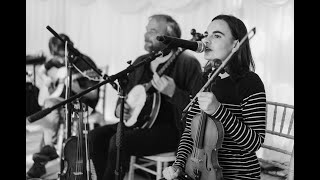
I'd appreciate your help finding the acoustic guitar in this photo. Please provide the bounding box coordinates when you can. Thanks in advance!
[38,67,100,106]
[38,66,67,106]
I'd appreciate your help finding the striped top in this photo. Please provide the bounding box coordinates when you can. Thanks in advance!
[173,71,266,180]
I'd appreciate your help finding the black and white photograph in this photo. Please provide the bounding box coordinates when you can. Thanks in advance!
[26,0,294,180]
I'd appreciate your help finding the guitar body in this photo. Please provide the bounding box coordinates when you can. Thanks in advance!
[38,67,67,106]
[38,67,100,107]
[125,85,161,128]
[123,49,184,129]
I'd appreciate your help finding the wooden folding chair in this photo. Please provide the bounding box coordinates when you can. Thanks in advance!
[128,152,176,180]
[258,101,294,180]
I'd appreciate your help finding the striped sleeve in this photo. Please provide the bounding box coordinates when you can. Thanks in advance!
[211,92,266,153]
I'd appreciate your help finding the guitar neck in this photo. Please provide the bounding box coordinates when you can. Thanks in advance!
[143,56,174,91]
[72,70,100,82]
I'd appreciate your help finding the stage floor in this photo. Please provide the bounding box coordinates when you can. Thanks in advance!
[26,121,148,180]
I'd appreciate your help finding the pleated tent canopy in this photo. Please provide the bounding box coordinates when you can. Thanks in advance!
[26,0,294,170]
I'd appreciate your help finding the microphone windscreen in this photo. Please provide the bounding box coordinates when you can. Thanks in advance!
[26,108,52,123]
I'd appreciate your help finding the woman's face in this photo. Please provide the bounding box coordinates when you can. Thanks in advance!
[203,19,237,62]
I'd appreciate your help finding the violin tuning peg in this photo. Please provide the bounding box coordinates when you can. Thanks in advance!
[213,59,222,69]
[190,29,196,35]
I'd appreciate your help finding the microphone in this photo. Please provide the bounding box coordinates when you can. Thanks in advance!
[26,108,53,123]
[156,35,205,53]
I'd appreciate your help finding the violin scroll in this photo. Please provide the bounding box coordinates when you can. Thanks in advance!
[202,59,224,81]
[190,29,205,42]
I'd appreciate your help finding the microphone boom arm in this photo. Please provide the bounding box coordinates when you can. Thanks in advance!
[26,47,168,123]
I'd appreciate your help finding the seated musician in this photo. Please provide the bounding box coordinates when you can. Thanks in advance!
[88,14,203,180]
[27,34,102,179]
[162,14,267,180]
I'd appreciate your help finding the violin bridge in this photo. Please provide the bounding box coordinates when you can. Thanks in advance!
[190,157,203,163]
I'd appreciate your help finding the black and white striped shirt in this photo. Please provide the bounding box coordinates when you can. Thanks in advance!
[173,71,266,180]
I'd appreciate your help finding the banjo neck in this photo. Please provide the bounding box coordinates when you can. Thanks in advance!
[143,48,182,92]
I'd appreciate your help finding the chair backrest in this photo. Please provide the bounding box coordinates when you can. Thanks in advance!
[262,101,294,155]
[258,101,294,179]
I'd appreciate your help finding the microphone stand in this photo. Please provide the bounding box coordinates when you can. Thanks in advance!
[59,41,73,176]
[113,48,171,180]
[26,49,165,180]
[26,46,169,180]
[113,44,176,180]
[26,25,172,180]
[44,28,120,175]
[114,69,128,180]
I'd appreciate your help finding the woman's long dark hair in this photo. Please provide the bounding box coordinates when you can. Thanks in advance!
[212,15,255,79]
[48,33,73,56]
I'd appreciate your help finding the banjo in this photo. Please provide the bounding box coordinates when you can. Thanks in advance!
[123,29,204,129]
[124,48,183,129]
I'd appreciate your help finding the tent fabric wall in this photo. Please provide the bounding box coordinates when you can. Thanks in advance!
[26,0,294,132]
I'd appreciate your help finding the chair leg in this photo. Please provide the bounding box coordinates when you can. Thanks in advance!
[128,156,136,180]
[287,148,294,180]
[156,161,162,180]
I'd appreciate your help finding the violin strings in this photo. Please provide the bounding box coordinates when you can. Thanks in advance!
[76,110,83,179]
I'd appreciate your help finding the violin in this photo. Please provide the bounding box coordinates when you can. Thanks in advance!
[182,60,224,180]
[59,99,94,180]
[177,27,257,180]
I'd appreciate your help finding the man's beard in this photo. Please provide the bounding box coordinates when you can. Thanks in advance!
[144,41,167,53]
